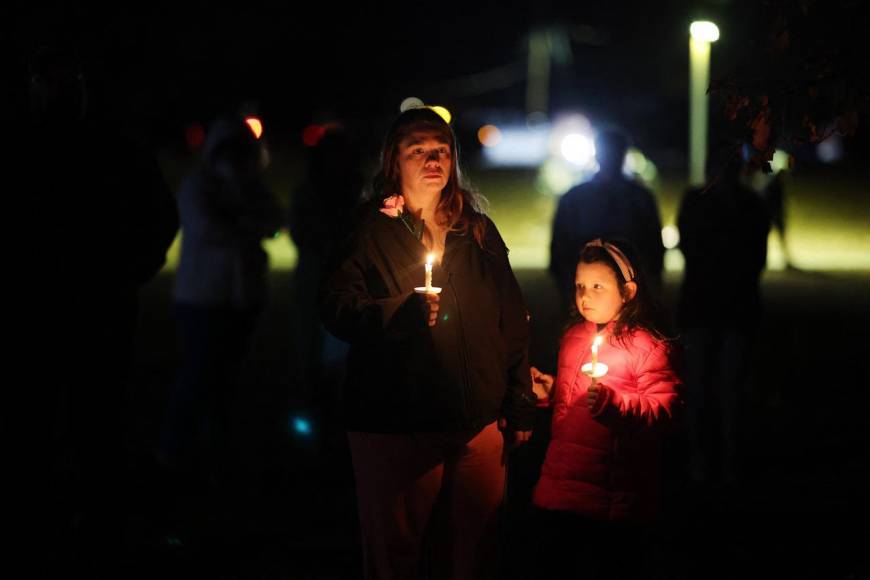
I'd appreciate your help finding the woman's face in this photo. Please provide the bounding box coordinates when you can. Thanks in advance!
[575,261,625,324]
[396,130,452,198]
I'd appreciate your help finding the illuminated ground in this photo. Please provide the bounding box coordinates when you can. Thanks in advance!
[474,164,870,271]
[159,156,869,273]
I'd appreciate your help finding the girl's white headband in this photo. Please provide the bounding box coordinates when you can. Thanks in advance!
[583,239,636,282]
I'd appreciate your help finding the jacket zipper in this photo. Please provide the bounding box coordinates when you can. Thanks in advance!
[394,217,472,423]
[448,271,472,422]
[397,211,423,241]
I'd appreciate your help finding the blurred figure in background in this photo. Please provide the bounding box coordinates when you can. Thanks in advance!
[288,121,363,436]
[677,148,771,489]
[761,168,793,269]
[161,115,282,487]
[21,43,178,574]
[549,129,665,316]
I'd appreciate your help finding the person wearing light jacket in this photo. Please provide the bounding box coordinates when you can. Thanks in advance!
[161,115,281,481]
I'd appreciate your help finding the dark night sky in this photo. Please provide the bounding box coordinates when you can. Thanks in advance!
[9,0,867,158]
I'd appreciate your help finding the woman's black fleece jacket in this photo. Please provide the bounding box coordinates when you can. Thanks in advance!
[319,204,537,433]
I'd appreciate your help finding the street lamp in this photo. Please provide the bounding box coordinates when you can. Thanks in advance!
[689,20,720,186]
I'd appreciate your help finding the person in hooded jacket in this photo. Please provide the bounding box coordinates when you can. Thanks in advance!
[160,115,282,484]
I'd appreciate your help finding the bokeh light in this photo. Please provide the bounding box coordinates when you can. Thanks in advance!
[536,157,579,196]
[184,123,205,151]
[291,416,312,436]
[661,225,680,250]
[623,147,659,184]
[770,149,792,172]
[478,125,502,147]
[303,124,326,147]
[245,116,263,139]
[560,133,596,167]
[817,136,844,164]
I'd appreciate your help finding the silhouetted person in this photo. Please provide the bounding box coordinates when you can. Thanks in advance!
[22,44,178,574]
[287,123,362,431]
[762,169,794,269]
[550,129,665,315]
[161,115,282,489]
[677,151,771,488]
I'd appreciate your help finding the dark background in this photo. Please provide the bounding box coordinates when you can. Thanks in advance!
[10,0,868,159]
[9,1,870,578]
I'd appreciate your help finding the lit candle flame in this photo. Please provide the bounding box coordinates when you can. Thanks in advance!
[590,334,603,379]
[425,253,434,291]
[592,335,603,355]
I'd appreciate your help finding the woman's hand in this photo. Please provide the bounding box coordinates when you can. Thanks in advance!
[497,418,532,457]
[512,430,532,445]
[530,366,554,400]
[423,291,440,326]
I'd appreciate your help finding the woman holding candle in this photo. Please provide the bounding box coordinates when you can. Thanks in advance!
[320,106,536,580]
[526,239,681,580]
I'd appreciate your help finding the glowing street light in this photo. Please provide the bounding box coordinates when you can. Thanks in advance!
[690,21,720,42]
[689,20,719,186]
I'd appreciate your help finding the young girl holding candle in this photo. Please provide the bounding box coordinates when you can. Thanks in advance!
[528,238,681,580]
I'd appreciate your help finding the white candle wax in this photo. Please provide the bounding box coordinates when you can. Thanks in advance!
[425,254,434,291]
[591,335,602,374]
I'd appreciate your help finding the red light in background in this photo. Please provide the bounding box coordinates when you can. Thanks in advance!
[185,123,205,151]
[303,124,326,147]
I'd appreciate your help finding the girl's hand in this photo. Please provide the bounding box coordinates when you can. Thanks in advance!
[587,381,605,410]
[530,366,554,400]
[423,292,440,326]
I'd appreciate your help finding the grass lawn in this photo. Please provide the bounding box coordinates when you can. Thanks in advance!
[157,151,870,273]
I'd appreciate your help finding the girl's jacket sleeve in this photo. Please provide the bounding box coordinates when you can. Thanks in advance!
[589,338,681,432]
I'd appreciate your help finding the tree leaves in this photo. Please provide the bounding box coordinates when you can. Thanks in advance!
[709,0,868,172]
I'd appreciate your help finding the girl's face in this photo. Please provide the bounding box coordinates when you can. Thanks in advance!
[575,261,630,324]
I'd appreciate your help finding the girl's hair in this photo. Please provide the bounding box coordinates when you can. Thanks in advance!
[569,238,673,346]
[370,107,488,246]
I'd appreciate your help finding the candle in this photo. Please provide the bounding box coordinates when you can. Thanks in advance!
[425,253,434,292]
[590,335,603,375]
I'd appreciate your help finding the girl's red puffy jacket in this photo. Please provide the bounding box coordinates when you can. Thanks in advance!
[532,320,680,521]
